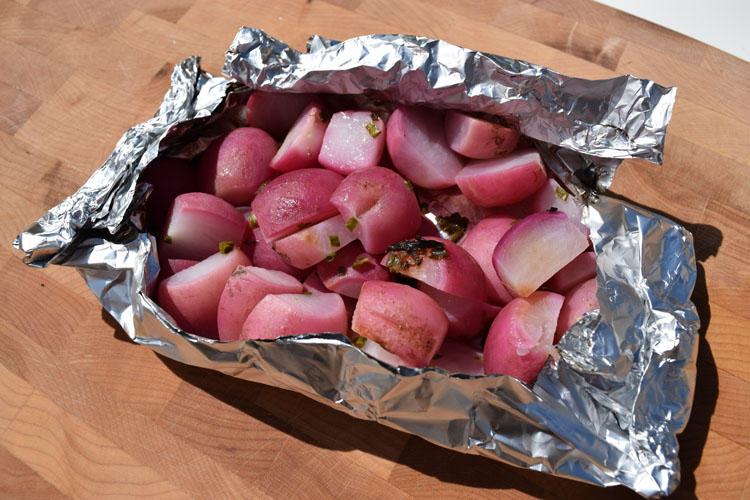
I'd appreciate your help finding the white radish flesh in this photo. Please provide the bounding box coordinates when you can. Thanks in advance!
[240,293,348,340]
[272,215,357,269]
[444,110,519,159]
[316,242,391,298]
[318,111,385,174]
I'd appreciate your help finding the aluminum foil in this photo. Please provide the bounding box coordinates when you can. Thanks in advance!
[12,28,697,498]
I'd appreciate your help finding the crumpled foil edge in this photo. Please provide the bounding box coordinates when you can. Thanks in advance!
[12,29,696,498]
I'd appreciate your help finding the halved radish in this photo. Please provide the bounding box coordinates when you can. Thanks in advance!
[418,282,501,339]
[430,338,485,376]
[140,157,197,234]
[352,281,448,367]
[492,211,589,298]
[157,248,251,339]
[197,127,278,206]
[318,111,386,174]
[546,251,597,294]
[217,266,303,341]
[251,168,343,242]
[272,215,357,269]
[240,293,348,340]
[270,101,329,173]
[160,192,247,261]
[316,242,390,298]
[484,291,564,385]
[381,237,487,301]
[244,226,310,281]
[165,258,198,276]
[444,110,519,159]
[386,105,463,189]
[555,278,598,343]
[531,178,583,224]
[459,215,516,305]
[455,148,547,207]
[329,166,421,254]
[244,91,315,140]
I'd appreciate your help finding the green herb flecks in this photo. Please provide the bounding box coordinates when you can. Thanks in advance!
[302,291,313,295]
[346,217,358,231]
[351,257,370,269]
[365,122,381,138]
[325,252,337,262]
[163,235,173,244]
[254,181,269,195]
[436,213,469,243]
[555,186,569,201]
[404,179,414,190]
[510,219,519,227]
[329,234,340,248]
[354,336,367,349]
[219,241,235,254]
[247,212,259,228]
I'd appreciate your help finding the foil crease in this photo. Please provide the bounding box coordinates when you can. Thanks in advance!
[12,28,696,498]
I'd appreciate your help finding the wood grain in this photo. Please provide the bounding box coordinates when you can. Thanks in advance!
[1,0,748,498]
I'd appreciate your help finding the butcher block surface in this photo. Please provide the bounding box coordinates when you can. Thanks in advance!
[1,1,748,498]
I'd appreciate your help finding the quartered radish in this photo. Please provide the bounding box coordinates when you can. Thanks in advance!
[244,226,310,281]
[459,215,516,305]
[455,148,547,207]
[555,278,598,343]
[140,157,197,234]
[546,251,597,294]
[270,101,329,173]
[492,211,589,298]
[352,281,448,367]
[531,178,583,224]
[197,127,278,206]
[272,215,357,269]
[251,168,343,243]
[160,192,247,261]
[240,293,348,340]
[157,248,251,339]
[316,241,390,298]
[318,111,386,174]
[386,105,463,189]
[483,291,564,385]
[329,166,421,254]
[382,237,487,302]
[444,110,519,159]
[418,282,501,339]
[430,338,485,376]
[244,91,316,140]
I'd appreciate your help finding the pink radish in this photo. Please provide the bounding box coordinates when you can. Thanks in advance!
[546,251,597,294]
[316,242,390,298]
[240,293,348,340]
[459,215,516,305]
[418,282,501,339]
[430,338,485,376]
[444,110,519,159]
[140,157,197,234]
[160,192,247,261]
[352,281,448,367]
[197,127,278,206]
[531,178,583,224]
[555,278,598,343]
[157,248,251,339]
[302,271,328,294]
[329,166,421,254]
[217,266,304,341]
[251,168,343,242]
[455,148,548,207]
[386,105,463,189]
[484,291,564,385]
[270,101,329,173]
[165,258,198,277]
[244,91,315,140]
[272,215,357,269]
[318,111,386,174]
[382,237,487,302]
[492,211,589,298]
[244,226,310,281]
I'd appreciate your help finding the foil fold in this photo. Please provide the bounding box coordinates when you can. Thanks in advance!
[13,28,696,498]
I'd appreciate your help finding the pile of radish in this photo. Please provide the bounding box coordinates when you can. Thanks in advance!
[142,91,599,385]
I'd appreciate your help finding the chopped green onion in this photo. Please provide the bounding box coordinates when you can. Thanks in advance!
[354,336,367,348]
[365,122,381,138]
[247,212,258,228]
[510,219,519,227]
[473,354,484,361]
[337,266,346,276]
[329,234,340,247]
[351,257,370,269]
[325,252,337,262]
[404,179,414,190]
[302,291,312,295]
[555,186,569,201]
[163,235,173,244]
[346,217,358,231]
[219,241,235,254]
[254,181,269,195]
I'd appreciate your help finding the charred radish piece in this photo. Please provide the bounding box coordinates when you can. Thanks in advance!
[329,166,421,254]
[492,211,589,298]
[244,91,315,140]
[197,127,278,206]
[386,105,463,189]
[157,248,251,339]
[240,293,348,340]
[270,101,329,173]
[444,110,519,159]
[217,266,304,341]
[555,278,598,343]
[251,168,343,242]
[272,215,357,269]
[455,148,547,207]
[459,215,516,305]
[484,291,564,385]
[352,281,448,367]
[318,111,386,174]
[316,241,390,298]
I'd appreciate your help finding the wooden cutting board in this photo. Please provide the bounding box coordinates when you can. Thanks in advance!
[1,0,748,498]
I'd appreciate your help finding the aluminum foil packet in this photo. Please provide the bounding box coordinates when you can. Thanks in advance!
[13,28,697,498]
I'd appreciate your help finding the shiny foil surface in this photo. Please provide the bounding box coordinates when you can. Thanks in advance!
[13,28,697,498]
